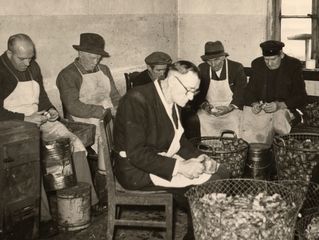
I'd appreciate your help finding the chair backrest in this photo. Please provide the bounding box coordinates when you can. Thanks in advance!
[98,108,116,195]
[124,71,140,92]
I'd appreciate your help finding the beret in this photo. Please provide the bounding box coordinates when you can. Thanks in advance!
[145,51,172,65]
[260,40,285,56]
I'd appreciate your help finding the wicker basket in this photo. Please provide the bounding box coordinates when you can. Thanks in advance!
[275,180,319,216]
[273,133,319,182]
[190,130,248,178]
[185,179,303,240]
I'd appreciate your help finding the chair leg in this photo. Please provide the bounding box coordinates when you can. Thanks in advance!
[165,199,173,240]
[107,203,116,240]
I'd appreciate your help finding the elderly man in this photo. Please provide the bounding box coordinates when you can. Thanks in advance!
[182,41,247,138]
[132,51,172,87]
[56,33,121,153]
[242,40,307,144]
[0,33,99,236]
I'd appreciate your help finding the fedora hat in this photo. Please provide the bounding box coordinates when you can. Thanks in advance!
[73,33,110,57]
[201,41,228,61]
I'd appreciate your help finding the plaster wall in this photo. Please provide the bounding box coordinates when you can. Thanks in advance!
[0,0,177,113]
[177,0,268,66]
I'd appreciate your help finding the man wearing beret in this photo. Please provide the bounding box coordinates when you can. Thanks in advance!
[132,51,172,87]
[56,33,121,153]
[242,40,307,144]
[182,41,247,138]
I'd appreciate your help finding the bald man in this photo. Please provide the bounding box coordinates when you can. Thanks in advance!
[0,34,100,235]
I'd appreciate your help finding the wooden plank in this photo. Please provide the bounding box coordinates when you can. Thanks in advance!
[115,219,166,228]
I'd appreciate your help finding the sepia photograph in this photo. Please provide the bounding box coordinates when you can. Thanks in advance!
[0,0,319,239]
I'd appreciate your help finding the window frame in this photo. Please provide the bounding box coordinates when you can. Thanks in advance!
[268,0,319,62]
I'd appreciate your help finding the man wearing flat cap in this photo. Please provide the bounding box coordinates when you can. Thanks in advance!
[56,33,121,153]
[132,51,172,87]
[242,40,307,144]
[183,41,247,138]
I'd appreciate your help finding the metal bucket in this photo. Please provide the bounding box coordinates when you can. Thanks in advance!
[246,143,271,180]
[41,138,77,192]
[56,182,91,231]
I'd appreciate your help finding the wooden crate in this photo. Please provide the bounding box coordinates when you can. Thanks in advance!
[60,119,96,147]
[0,121,40,240]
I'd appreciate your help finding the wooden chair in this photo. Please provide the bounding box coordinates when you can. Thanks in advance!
[98,109,173,240]
[124,71,140,91]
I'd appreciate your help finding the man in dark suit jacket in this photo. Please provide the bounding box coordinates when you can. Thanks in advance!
[242,40,307,144]
[132,51,172,87]
[182,41,247,138]
[113,60,229,240]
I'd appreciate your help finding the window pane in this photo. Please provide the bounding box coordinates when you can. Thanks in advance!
[281,18,312,61]
[282,0,312,15]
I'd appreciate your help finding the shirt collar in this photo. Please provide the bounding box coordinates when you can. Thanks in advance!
[74,58,99,74]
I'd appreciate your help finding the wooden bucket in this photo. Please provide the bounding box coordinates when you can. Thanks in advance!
[56,182,91,231]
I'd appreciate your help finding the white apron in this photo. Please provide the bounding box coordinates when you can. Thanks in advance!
[149,80,211,187]
[71,64,113,153]
[240,106,294,145]
[198,59,242,137]
[3,70,40,116]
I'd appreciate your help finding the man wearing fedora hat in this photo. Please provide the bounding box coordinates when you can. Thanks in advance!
[131,51,172,87]
[241,40,307,144]
[57,33,121,153]
[183,41,247,138]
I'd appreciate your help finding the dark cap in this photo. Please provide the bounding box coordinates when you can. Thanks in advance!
[260,40,285,56]
[145,51,172,65]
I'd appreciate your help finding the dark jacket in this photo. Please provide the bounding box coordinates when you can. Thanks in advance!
[244,55,307,111]
[132,69,153,87]
[113,83,201,190]
[192,59,247,110]
[0,52,53,121]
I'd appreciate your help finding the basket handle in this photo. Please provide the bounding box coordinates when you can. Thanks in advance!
[276,137,286,147]
[220,130,237,140]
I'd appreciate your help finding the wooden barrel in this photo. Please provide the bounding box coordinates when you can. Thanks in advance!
[56,182,91,231]
[246,143,271,180]
[41,138,77,192]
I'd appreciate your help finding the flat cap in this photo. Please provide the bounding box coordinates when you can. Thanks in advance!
[145,51,172,65]
[260,40,285,56]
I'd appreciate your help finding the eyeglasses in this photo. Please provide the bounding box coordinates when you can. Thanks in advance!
[174,76,200,97]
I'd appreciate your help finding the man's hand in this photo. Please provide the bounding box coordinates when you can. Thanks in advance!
[251,102,262,114]
[177,155,205,179]
[263,102,278,113]
[213,105,234,117]
[201,102,212,114]
[24,111,47,126]
[47,108,59,121]
[198,154,219,173]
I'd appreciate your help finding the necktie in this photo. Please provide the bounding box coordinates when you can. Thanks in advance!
[172,105,178,128]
